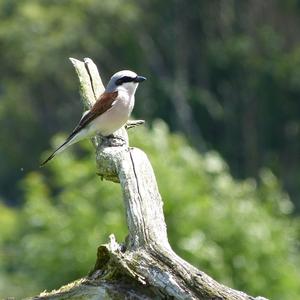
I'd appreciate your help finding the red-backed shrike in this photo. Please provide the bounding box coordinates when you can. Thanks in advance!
[40,70,146,166]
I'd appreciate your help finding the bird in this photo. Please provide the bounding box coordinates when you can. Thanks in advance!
[40,70,146,166]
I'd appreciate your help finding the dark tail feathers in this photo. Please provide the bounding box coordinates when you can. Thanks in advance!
[40,137,72,167]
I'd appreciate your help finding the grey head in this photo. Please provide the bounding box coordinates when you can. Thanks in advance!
[105,70,146,94]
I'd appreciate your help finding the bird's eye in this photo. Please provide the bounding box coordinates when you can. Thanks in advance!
[116,76,134,85]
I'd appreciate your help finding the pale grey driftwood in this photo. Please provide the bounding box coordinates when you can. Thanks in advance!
[30,58,269,300]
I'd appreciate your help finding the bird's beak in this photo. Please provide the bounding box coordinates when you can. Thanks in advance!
[134,75,147,83]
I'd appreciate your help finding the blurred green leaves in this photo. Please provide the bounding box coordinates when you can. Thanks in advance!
[2,0,300,211]
[0,0,142,201]
[0,1,300,298]
[0,121,299,299]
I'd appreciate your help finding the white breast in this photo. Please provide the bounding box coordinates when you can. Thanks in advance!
[88,92,135,137]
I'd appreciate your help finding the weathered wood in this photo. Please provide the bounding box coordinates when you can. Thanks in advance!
[31,58,268,300]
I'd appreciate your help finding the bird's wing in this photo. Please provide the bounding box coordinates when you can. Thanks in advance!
[68,91,119,139]
[40,91,118,167]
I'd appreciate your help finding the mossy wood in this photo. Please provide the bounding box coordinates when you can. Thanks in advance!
[30,58,268,300]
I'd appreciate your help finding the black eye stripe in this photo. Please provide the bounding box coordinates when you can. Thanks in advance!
[116,76,135,86]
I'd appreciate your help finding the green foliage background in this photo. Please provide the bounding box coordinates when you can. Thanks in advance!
[0,0,300,299]
[1,122,300,299]
[2,0,300,208]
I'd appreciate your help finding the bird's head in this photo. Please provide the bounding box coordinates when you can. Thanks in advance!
[105,70,146,95]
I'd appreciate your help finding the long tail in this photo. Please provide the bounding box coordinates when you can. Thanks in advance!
[40,119,90,167]
[40,127,87,166]
[40,137,74,167]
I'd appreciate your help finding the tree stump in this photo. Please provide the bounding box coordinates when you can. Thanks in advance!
[31,58,268,300]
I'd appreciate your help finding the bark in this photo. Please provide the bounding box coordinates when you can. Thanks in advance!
[30,58,269,300]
